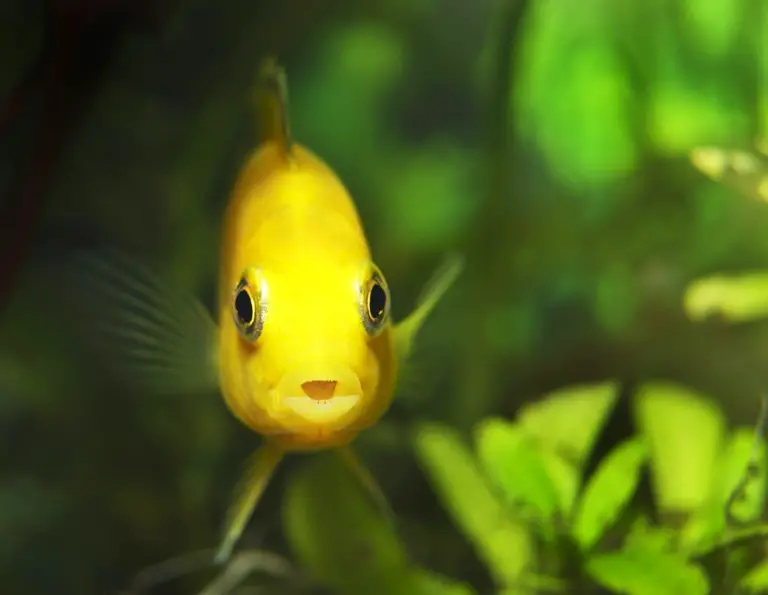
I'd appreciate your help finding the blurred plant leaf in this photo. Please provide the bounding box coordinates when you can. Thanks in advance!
[633,382,725,514]
[684,272,768,322]
[414,423,533,585]
[571,437,648,552]
[680,427,767,554]
[739,558,768,593]
[513,0,638,192]
[475,418,562,535]
[400,568,477,595]
[586,549,709,595]
[536,449,580,522]
[497,573,566,594]
[623,516,676,554]
[282,454,409,595]
[516,381,619,466]
[291,23,404,168]
[517,36,637,191]
[719,428,767,523]
[689,144,768,203]
[681,0,743,59]
[649,76,747,155]
[381,143,478,255]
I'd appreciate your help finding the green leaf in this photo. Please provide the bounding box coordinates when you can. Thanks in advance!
[414,423,533,584]
[680,426,768,553]
[719,428,767,522]
[291,23,405,167]
[623,516,676,554]
[516,381,619,466]
[571,438,648,552]
[586,549,709,595]
[633,382,725,514]
[517,30,638,191]
[282,454,409,595]
[681,0,743,59]
[689,145,768,204]
[475,418,562,534]
[536,449,581,522]
[684,272,768,322]
[648,77,748,155]
[739,557,768,593]
[381,144,478,254]
[497,573,566,594]
[398,568,477,595]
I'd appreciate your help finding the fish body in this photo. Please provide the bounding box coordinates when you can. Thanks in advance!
[217,142,397,451]
[64,58,462,564]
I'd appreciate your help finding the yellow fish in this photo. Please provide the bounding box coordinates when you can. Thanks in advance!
[62,58,462,565]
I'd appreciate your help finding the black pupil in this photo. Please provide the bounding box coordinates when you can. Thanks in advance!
[235,288,254,325]
[368,283,387,321]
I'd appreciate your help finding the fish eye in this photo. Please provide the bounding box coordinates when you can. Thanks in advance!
[361,267,390,336]
[235,286,254,325]
[232,270,266,342]
[368,283,387,321]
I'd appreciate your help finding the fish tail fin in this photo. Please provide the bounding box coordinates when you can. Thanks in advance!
[393,253,464,361]
[255,56,292,155]
[215,440,284,565]
[336,446,394,520]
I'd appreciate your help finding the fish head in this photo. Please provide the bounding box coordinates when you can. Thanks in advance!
[222,253,396,442]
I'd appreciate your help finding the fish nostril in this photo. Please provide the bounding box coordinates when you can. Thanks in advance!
[301,380,337,400]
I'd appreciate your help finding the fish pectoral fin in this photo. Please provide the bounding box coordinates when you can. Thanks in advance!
[336,446,394,521]
[56,246,219,397]
[393,252,464,362]
[215,441,284,565]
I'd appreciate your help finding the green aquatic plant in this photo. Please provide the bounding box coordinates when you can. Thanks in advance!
[282,453,475,595]
[413,381,768,595]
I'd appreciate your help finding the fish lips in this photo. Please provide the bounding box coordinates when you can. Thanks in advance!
[275,366,364,428]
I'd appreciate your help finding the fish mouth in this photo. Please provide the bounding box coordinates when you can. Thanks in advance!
[282,395,361,424]
[277,367,363,427]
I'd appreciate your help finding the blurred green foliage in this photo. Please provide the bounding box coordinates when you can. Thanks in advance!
[414,382,768,594]
[1,0,767,593]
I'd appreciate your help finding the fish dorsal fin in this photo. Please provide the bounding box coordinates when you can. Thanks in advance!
[393,253,464,363]
[256,57,293,157]
[57,247,219,396]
